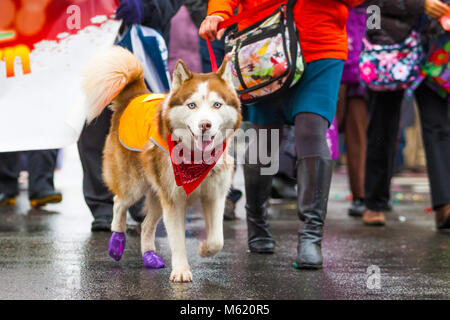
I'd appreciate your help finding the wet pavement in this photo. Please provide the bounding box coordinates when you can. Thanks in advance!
[0,146,449,300]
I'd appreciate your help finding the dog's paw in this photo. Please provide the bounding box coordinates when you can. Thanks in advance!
[143,251,165,268]
[170,268,193,283]
[108,232,126,261]
[198,240,211,257]
[198,240,222,258]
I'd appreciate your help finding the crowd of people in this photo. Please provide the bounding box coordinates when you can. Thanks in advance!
[0,0,449,270]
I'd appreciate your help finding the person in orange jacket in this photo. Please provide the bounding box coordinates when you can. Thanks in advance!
[200,0,365,269]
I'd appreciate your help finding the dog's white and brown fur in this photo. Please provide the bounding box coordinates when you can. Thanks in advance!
[83,46,241,282]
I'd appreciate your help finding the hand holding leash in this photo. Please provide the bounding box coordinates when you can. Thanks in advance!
[199,15,225,41]
[200,0,288,72]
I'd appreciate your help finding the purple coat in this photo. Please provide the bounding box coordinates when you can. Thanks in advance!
[168,6,202,74]
[341,8,367,84]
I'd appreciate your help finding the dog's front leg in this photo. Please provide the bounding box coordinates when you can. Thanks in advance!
[108,195,131,262]
[111,195,128,233]
[199,195,225,257]
[163,202,192,282]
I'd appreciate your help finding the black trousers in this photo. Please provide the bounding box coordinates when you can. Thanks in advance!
[0,150,58,198]
[365,83,450,211]
[78,108,144,221]
[77,108,115,220]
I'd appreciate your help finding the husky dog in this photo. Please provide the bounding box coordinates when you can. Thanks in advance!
[83,46,241,282]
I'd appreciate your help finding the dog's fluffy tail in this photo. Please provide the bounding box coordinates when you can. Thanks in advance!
[83,46,146,122]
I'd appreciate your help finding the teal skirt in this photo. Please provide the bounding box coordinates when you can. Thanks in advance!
[245,58,345,126]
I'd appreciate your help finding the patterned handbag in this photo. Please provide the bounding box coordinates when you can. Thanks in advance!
[222,0,304,105]
[359,30,424,91]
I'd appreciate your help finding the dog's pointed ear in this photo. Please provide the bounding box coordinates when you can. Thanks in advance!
[217,59,233,87]
[172,60,192,91]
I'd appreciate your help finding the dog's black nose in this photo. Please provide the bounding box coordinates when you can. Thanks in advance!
[199,120,212,133]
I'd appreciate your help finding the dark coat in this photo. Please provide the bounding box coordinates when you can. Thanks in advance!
[184,0,208,29]
[365,0,425,44]
[365,0,447,49]
[141,0,185,42]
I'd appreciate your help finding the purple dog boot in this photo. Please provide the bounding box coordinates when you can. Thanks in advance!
[143,250,165,268]
[108,232,126,261]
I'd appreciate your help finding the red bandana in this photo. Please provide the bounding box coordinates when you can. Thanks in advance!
[168,134,226,197]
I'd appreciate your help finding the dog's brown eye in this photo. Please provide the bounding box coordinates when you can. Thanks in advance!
[214,102,222,108]
[187,103,196,109]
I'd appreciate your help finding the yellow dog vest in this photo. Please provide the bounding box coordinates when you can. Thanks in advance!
[118,94,168,153]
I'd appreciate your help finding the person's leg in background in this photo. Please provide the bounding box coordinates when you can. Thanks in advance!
[336,84,348,146]
[0,152,20,205]
[78,109,145,232]
[27,149,62,207]
[223,188,242,220]
[78,109,115,232]
[403,102,426,171]
[363,89,404,225]
[414,83,450,230]
[271,125,298,200]
[344,85,368,217]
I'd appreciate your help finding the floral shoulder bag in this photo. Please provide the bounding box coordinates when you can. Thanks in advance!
[359,30,424,91]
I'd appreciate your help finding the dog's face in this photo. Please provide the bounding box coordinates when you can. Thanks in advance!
[164,60,241,152]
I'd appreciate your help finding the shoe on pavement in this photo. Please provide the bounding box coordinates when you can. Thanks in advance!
[224,198,236,221]
[436,204,450,230]
[0,193,17,206]
[224,188,242,221]
[29,190,62,207]
[348,198,365,217]
[129,198,146,223]
[271,175,297,200]
[362,209,386,226]
[91,216,112,232]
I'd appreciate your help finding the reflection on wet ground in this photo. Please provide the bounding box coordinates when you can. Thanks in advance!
[0,148,448,299]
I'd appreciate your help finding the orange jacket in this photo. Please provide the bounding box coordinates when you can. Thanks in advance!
[207,0,365,63]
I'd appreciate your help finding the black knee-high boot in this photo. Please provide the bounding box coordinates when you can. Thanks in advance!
[295,156,332,269]
[244,163,275,253]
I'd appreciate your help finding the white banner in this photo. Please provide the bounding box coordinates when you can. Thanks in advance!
[0,19,121,152]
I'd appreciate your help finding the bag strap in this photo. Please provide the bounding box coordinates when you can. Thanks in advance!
[415,13,428,33]
[206,0,288,72]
